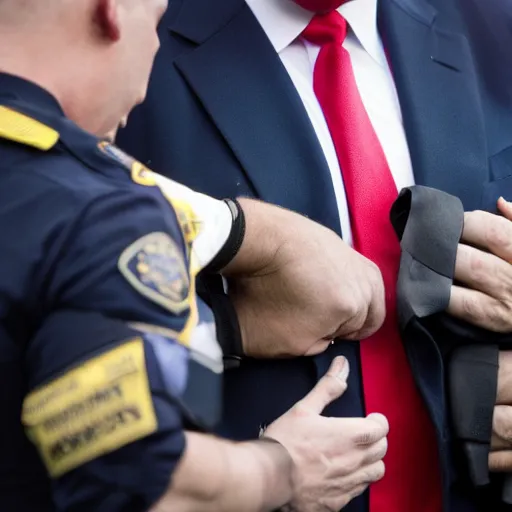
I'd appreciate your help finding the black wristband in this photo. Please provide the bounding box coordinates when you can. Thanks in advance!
[203,198,246,274]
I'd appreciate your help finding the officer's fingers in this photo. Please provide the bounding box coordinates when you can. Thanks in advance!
[366,413,389,432]
[351,286,386,341]
[333,301,370,341]
[298,356,349,414]
[361,436,388,465]
[336,269,385,341]
[349,414,389,446]
[462,210,512,262]
[489,450,512,472]
[447,285,512,333]
[344,461,386,487]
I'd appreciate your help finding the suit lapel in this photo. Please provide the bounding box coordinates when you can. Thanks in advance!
[380,0,489,210]
[169,0,341,234]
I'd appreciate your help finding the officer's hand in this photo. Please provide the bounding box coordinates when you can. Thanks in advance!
[225,199,385,358]
[447,198,512,333]
[264,357,388,511]
[489,350,512,471]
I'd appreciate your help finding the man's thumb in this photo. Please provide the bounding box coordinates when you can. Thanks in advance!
[299,356,349,414]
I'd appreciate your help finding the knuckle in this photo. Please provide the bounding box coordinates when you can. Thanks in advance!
[354,429,376,446]
[496,412,512,442]
[339,454,362,476]
[485,216,512,250]
[460,292,480,320]
[489,303,512,332]
[468,250,487,280]
[362,462,385,483]
[373,437,388,460]
[368,261,383,283]
[343,296,363,319]
[367,413,389,433]
[374,461,386,480]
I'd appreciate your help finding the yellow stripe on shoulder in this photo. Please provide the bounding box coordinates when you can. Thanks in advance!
[0,106,59,150]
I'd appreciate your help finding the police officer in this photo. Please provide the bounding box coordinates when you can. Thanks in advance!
[0,1,390,511]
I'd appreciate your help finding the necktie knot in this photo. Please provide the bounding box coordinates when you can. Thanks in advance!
[302,10,347,46]
[293,0,348,13]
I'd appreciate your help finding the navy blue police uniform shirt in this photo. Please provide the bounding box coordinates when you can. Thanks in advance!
[0,73,229,512]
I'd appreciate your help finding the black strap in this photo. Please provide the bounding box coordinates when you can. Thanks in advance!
[203,199,246,274]
[196,274,244,369]
[199,199,246,368]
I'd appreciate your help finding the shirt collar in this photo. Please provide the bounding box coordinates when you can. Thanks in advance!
[245,0,385,67]
[0,72,64,115]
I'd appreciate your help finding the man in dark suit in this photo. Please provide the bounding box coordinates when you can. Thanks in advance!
[117,0,512,510]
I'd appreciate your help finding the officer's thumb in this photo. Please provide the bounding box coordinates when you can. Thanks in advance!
[299,356,349,414]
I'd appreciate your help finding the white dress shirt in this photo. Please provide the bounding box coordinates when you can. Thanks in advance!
[245,0,415,245]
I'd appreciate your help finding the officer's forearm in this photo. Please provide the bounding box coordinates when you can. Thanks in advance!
[150,431,293,512]
[221,198,293,277]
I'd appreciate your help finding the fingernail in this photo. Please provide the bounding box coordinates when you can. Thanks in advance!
[338,359,350,381]
[331,356,349,381]
[330,356,344,373]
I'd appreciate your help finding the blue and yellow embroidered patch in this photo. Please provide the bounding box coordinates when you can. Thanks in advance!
[97,141,156,186]
[118,232,190,314]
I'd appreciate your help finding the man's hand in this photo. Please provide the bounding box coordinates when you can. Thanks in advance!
[446,198,512,471]
[222,199,386,358]
[152,357,387,512]
[447,197,512,332]
[490,350,512,471]
[264,357,388,511]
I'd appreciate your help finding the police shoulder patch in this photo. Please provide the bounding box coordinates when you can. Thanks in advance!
[0,106,59,150]
[22,338,157,477]
[119,232,190,315]
[97,141,157,186]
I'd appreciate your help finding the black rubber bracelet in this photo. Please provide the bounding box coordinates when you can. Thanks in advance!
[203,198,246,274]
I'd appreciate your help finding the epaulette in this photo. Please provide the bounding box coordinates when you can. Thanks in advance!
[0,106,59,150]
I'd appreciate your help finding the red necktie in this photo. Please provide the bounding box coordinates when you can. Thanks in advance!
[303,12,443,512]
[294,0,346,12]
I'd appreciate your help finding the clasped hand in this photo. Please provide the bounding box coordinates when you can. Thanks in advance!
[224,199,386,358]
[447,198,512,471]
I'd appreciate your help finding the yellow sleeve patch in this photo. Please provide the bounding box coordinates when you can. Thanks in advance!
[168,197,203,247]
[0,106,59,150]
[22,338,157,478]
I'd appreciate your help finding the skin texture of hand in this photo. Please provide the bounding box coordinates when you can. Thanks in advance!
[490,350,512,471]
[447,197,512,332]
[224,198,386,358]
[264,357,389,511]
[446,198,512,471]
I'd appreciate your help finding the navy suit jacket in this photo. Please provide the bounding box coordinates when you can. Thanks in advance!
[117,0,512,509]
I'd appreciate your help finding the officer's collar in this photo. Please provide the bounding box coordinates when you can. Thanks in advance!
[0,73,64,116]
